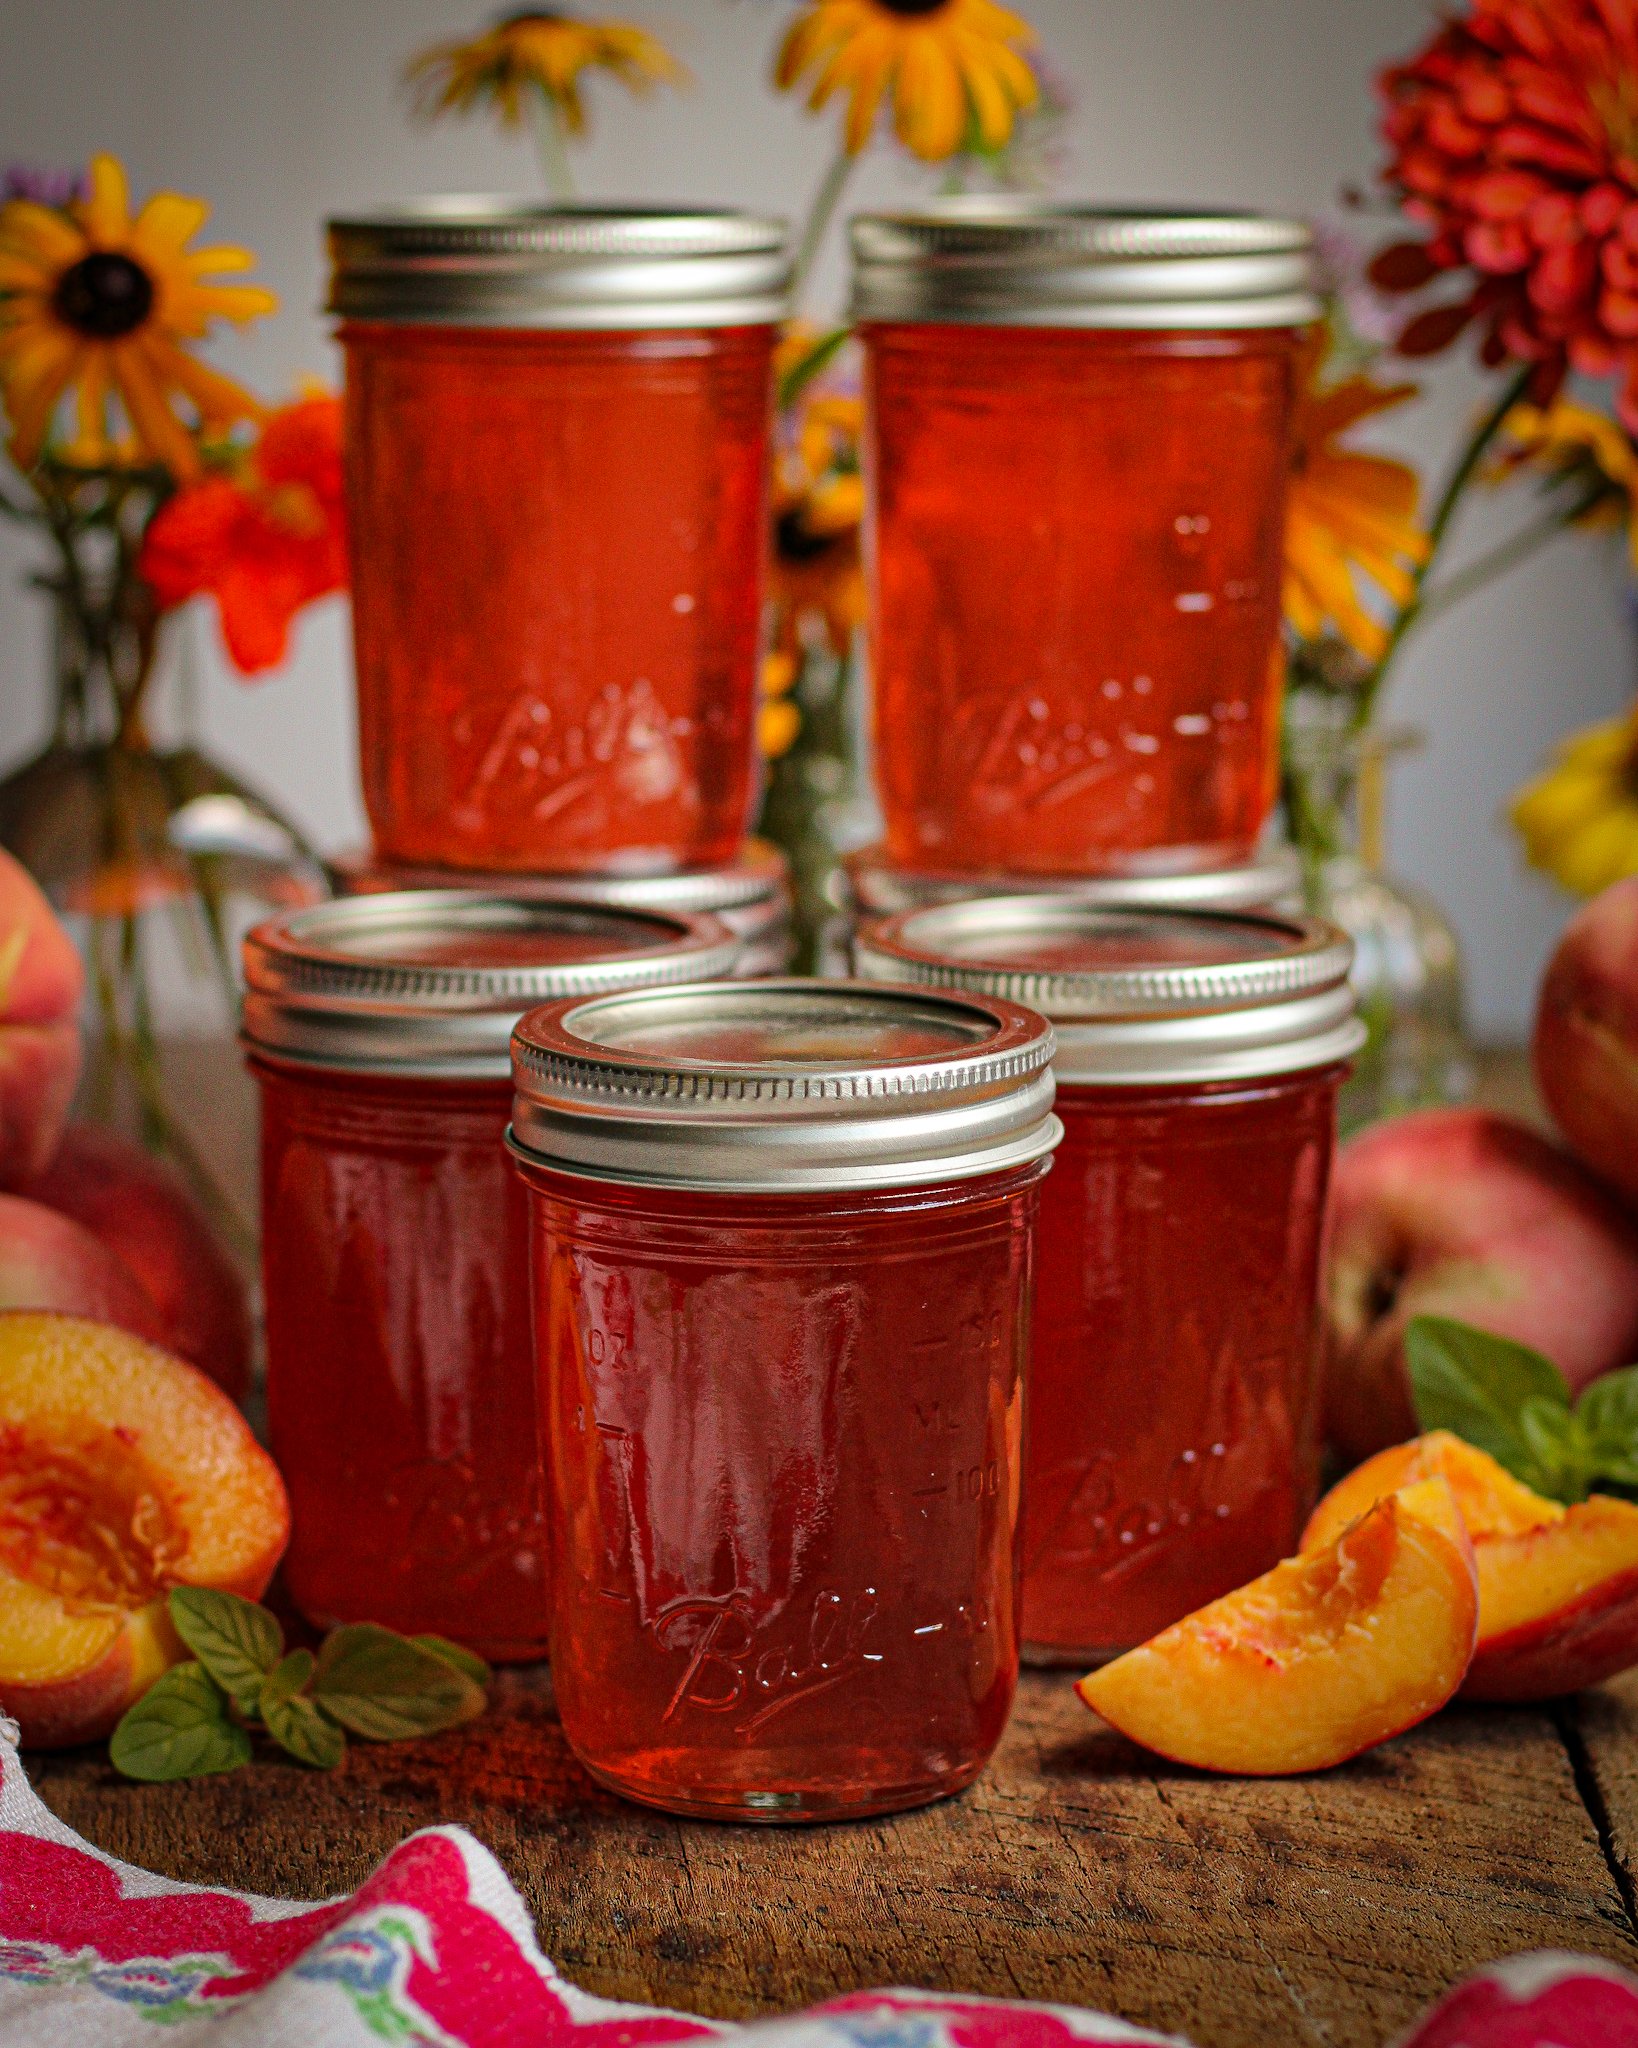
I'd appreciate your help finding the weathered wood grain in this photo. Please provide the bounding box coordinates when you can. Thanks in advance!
[27,1669,1638,2048]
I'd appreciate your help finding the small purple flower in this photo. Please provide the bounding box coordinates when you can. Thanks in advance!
[2,164,84,209]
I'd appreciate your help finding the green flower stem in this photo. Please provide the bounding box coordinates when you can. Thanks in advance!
[1356,361,1537,731]
[1414,484,1615,630]
[530,86,576,201]
[790,147,859,311]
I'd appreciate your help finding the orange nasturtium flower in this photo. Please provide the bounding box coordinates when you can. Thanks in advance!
[139,394,347,676]
[1283,350,1430,663]
[776,0,1038,162]
[0,152,275,478]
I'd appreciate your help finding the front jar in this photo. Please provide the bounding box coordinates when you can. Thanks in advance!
[241,892,738,1661]
[851,207,1318,878]
[329,205,789,875]
[509,980,1061,1820]
[854,898,1364,1666]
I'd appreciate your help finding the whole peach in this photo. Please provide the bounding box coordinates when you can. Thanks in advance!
[25,1126,250,1402]
[1535,876,1638,1204]
[0,851,82,1188]
[1325,1107,1638,1462]
[0,1192,166,1343]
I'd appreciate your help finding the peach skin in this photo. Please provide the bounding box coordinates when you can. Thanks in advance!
[0,851,83,1190]
[0,1311,288,1748]
[1076,1480,1478,1775]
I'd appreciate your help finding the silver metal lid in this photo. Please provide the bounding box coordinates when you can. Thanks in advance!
[842,844,1302,918]
[510,979,1061,1192]
[853,899,1363,1085]
[850,202,1319,329]
[328,200,791,328]
[243,891,740,1077]
[329,840,791,944]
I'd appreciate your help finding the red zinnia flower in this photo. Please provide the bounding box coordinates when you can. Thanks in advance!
[1374,0,1638,425]
[139,392,346,674]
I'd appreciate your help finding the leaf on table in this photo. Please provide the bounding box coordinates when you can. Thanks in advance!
[1405,1315,1571,1495]
[110,1663,253,1782]
[411,1634,493,1688]
[311,1624,486,1741]
[260,1650,345,1770]
[168,1586,282,1715]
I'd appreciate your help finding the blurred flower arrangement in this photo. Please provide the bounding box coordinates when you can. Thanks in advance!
[0,153,342,1214]
[406,0,1059,959]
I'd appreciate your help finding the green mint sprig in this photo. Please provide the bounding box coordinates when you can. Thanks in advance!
[1405,1314,1638,1505]
[109,1589,490,1782]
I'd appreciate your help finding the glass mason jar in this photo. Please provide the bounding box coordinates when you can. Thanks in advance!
[328,204,789,874]
[851,205,1318,878]
[242,892,738,1661]
[330,837,794,978]
[508,980,1060,1819]
[855,900,1363,1666]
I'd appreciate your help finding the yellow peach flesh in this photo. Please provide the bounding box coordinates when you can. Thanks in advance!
[1077,1486,1478,1776]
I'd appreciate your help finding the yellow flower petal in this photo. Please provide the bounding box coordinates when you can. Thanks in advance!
[80,153,132,247]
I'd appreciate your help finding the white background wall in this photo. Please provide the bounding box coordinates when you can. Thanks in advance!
[1,0,1630,1039]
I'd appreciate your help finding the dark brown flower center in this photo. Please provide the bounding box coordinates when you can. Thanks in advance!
[52,252,155,340]
[776,506,845,564]
[873,0,954,15]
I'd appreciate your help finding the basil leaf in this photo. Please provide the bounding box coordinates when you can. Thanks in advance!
[311,1624,485,1740]
[1578,1367,1638,1462]
[260,1651,345,1770]
[110,1663,253,1782]
[1404,1316,1570,1491]
[411,1635,493,1688]
[1519,1398,1593,1503]
[167,1587,282,1715]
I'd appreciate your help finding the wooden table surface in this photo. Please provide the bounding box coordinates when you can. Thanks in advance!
[26,1044,1637,2048]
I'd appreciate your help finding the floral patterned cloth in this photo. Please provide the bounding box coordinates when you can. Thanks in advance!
[4,1718,1638,2047]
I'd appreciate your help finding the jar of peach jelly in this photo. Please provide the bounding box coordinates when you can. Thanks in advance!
[851,205,1318,877]
[853,900,1363,1665]
[241,892,738,1662]
[330,837,794,978]
[508,981,1060,1820]
[328,203,789,875]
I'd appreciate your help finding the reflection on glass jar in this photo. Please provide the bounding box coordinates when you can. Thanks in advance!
[329,207,789,874]
[851,207,1319,877]
[853,896,1363,1664]
[243,891,738,1661]
[509,979,1059,1818]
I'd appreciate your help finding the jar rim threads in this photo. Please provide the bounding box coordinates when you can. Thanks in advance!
[853,899,1364,1086]
[510,979,1060,1193]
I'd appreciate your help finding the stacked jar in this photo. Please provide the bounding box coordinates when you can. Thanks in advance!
[844,204,1362,1662]
[325,200,796,937]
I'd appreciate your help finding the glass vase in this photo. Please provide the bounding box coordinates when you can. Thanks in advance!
[1283,694,1474,1133]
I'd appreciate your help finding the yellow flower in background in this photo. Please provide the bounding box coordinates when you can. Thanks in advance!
[405,10,685,135]
[1497,399,1638,567]
[0,154,274,478]
[776,0,1038,161]
[1511,707,1638,898]
[759,651,801,759]
[1283,360,1430,663]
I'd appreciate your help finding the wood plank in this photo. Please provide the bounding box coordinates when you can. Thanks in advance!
[27,1669,1637,2048]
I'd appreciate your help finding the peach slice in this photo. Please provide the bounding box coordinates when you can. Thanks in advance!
[1076,1480,1479,1775]
[1304,1431,1638,1701]
[0,1311,289,1747]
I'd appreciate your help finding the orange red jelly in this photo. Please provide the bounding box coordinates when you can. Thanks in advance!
[342,323,775,873]
[254,1065,542,1655]
[1024,1072,1341,1659]
[863,323,1303,876]
[517,1165,1042,1819]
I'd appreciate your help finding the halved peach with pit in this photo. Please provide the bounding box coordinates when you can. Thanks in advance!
[0,1311,288,1747]
[1076,1480,1479,1775]
[1304,1430,1638,1702]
